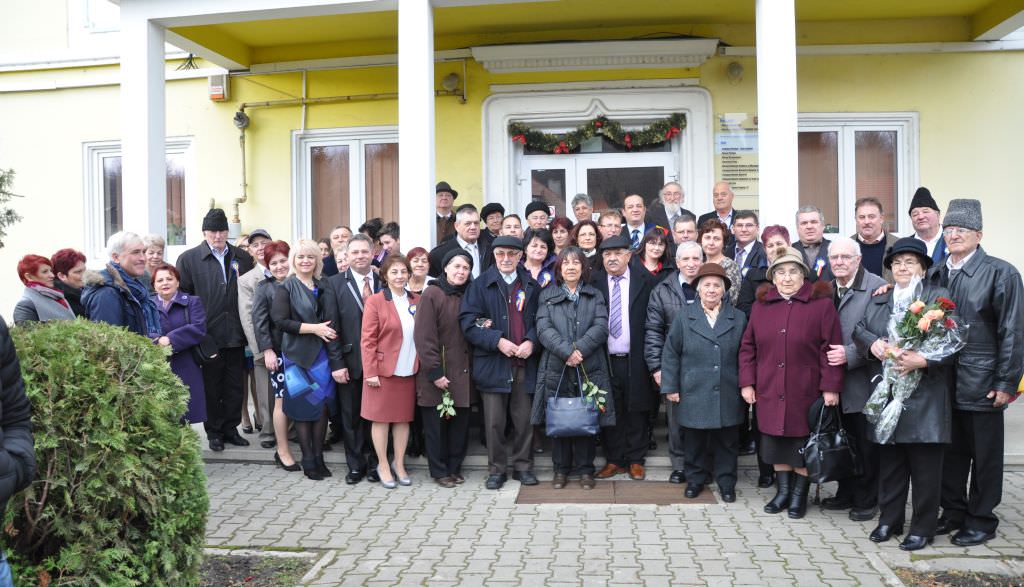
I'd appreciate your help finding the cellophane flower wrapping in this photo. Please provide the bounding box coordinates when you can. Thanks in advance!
[862,298,966,443]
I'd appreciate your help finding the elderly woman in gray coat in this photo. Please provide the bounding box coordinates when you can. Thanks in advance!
[661,263,747,503]
[532,247,615,490]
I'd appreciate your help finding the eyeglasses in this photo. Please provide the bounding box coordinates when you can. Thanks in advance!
[494,250,521,259]
[828,254,857,262]
[890,259,921,268]
[942,227,975,237]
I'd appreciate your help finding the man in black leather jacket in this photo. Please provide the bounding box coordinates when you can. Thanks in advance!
[929,199,1024,547]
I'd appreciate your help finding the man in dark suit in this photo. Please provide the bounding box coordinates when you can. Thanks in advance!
[731,210,767,278]
[428,204,492,279]
[176,208,255,452]
[592,235,655,481]
[646,181,694,232]
[620,194,657,251]
[325,234,382,484]
[793,205,834,282]
[698,182,738,257]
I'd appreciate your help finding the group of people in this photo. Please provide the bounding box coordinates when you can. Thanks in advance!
[10,179,1023,553]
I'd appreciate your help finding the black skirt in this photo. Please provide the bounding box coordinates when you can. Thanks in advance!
[760,434,807,468]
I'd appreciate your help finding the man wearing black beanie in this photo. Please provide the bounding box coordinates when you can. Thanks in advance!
[176,208,256,451]
[909,187,947,264]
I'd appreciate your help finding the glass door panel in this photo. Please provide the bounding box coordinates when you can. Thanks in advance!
[854,130,898,233]
[530,168,567,218]
[798,131,840,233]
[584,166,665,212]
[364,143,399,224]
[311,145,351,241]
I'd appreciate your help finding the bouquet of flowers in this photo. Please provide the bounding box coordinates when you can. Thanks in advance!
[436,346,456,420]
[862,296,966,443]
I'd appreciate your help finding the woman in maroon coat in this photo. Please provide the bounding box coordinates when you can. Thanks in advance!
[151,264,208,424]
[739,246,844,519]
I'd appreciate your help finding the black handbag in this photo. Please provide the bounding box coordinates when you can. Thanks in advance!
[800,402,863,484]
[545,366,599,438]
[183,304,219,364]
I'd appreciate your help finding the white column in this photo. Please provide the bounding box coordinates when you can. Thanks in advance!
[755,0,799,233]
[120,3,167,240]
[398,0,436,249]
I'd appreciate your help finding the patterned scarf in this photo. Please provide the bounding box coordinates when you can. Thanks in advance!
[26,281,70,309]
[112,263,162,337]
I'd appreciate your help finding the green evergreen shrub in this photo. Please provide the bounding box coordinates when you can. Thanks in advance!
[3,320,208,586]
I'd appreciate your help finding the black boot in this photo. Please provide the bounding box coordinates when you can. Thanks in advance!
[764,471,792,514]
[757,459,775,488]
[302,458,324,481]
[316,455,332,478]
[788,474,811,519]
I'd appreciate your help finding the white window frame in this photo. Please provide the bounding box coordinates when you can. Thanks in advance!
[798,112,919,236]
[83,137,196,263]
[291,126,399,240]
[483,85,715,217]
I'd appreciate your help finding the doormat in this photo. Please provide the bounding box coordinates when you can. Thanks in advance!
[515,480,718,505]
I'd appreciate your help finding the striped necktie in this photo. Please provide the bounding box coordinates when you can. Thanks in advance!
[609,275,624,338]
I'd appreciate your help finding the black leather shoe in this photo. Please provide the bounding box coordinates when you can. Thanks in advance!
[669,470,685,484]
[821,496,853,511]
[224,435,250,447]
[259,439,277,449]
[720,489,736,503]
[367,468,380,483]
[849,507,878,522]
[787,474,811,519]
[209,437,224,452]
[935,517,963,536]
[951,528,996,547]
[738,440,757,456]
[899,535,933,551]
[485,473,507,490]
[869,524,904,543]
[513,471,539,486]
[757,471,775,488]
[684,484,703,499]
[345,470,365,485]
[315,455,332,478]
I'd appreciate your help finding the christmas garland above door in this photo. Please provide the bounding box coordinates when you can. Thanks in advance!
[509,113,686,154]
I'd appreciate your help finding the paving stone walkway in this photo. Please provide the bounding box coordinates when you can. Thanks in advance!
[205,463,1024,586]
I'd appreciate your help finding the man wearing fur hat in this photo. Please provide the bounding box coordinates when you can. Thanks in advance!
[176,208,256,452]
[909,187,947,265]
[930,199,1024,546]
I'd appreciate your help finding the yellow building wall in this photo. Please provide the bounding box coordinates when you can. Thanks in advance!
[1,45,1022,318]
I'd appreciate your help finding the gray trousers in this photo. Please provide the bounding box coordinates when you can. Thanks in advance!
[481,365,533,475]
[252,361,275,441]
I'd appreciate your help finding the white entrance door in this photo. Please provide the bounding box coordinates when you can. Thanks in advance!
[518,150,677,219]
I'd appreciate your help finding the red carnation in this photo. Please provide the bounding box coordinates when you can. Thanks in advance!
[944,317,956,329]
[937,297,956,311]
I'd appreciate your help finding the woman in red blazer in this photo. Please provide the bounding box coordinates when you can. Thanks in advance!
[361,255,420,488]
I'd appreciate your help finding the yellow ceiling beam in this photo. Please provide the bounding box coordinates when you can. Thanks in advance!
[972,0,1024,38]
[170,25,253,69]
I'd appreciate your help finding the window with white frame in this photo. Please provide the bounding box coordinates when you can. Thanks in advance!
[83,138,195,259]
[798,113,919,236]
[292,127,399,240]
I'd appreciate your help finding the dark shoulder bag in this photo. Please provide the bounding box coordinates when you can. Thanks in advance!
[800,402,863,484]
[545,366,599,438]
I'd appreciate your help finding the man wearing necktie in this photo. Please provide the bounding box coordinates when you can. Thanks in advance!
[325,234,383,484]
[428,204,491,279]
[591,235,655,481]
[619,194,655,252]
[822,236,887,521]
